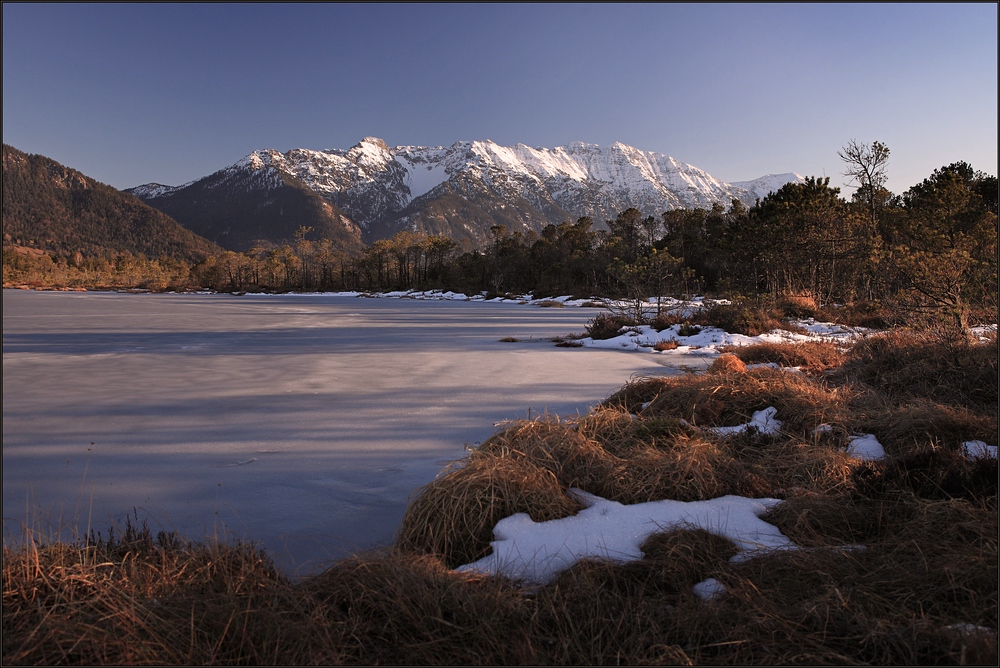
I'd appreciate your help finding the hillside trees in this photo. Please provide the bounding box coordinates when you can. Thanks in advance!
[2,144,220,262]
[7,139,995,332]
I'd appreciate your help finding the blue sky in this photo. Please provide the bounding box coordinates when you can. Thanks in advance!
[3,3,996,196]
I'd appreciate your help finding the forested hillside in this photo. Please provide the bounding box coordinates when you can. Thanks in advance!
[2,145,220,262]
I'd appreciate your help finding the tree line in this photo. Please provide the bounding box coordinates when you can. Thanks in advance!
[5,144,996,334]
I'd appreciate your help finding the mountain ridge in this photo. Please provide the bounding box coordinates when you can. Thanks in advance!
[129,138,804,248]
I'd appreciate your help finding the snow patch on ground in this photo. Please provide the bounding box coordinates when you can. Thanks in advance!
[692,577,726,601]
[456,490,792,585]
[962,440,998,460]
[845,434,886,461]
[708,407,782,437]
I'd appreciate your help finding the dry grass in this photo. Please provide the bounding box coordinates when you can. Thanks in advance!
[709,352,748,373]
[395,449,583,568]
[5,336,997,665]
[2,518,322,665]
[834,329,999,412]
[623,366,853,435]
[721,340,846,373]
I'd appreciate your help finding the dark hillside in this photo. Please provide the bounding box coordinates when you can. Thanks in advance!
[131,169,365,254]
[2,145,221,263]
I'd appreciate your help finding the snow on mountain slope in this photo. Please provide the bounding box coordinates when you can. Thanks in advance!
[730,173,805,202]
[131,138,804,243]
[127,182,187,199]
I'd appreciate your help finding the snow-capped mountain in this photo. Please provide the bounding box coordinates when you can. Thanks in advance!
[130,138,803,248]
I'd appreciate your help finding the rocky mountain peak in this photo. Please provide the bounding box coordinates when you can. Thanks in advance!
[131,138,804,248]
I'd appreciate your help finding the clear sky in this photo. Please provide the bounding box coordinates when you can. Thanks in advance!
[3,3,996,197]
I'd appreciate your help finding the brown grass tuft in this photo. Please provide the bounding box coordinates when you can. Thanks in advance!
[835,330,999,411]
[721,340,846,373]
[709,352,747,374]
[853,399,998,455]
[640,367,851,435]
[602,375,676,413]
[395,445,582,567]
[474,419,619,491]
[1,519,320,666]
[775,293,819,318]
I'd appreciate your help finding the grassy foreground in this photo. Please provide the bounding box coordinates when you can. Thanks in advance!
[3,330,997,665]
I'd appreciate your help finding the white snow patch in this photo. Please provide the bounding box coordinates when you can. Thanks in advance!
[845,434,886,461]
[692,577,726,601]
[395,155,450,200]
[708,407,782,437]
[962,440,998,460]
[944,622,997,637]
[455,490,792,584]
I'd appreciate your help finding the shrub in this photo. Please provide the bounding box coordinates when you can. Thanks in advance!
[775,294,819,319]
[585,312,634,340]
[709,353,748,374]
[692,302,793,336]
[649,312,684,331]
[678,322,701,337]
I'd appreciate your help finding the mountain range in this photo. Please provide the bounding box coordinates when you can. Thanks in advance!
[129,138,803,250]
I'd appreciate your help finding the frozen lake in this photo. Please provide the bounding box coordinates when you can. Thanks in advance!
[2,290,708,575]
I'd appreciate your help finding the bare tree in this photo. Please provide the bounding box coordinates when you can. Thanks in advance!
[839,140,890,226]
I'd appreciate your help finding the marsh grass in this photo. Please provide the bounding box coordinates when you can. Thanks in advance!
[720,340,846,373]
[4,333,997,664]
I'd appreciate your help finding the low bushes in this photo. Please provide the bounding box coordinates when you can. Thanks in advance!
[691,301,802,336]
[584,312,636,339]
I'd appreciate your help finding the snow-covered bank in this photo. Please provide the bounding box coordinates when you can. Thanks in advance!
[578,319,865,357]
